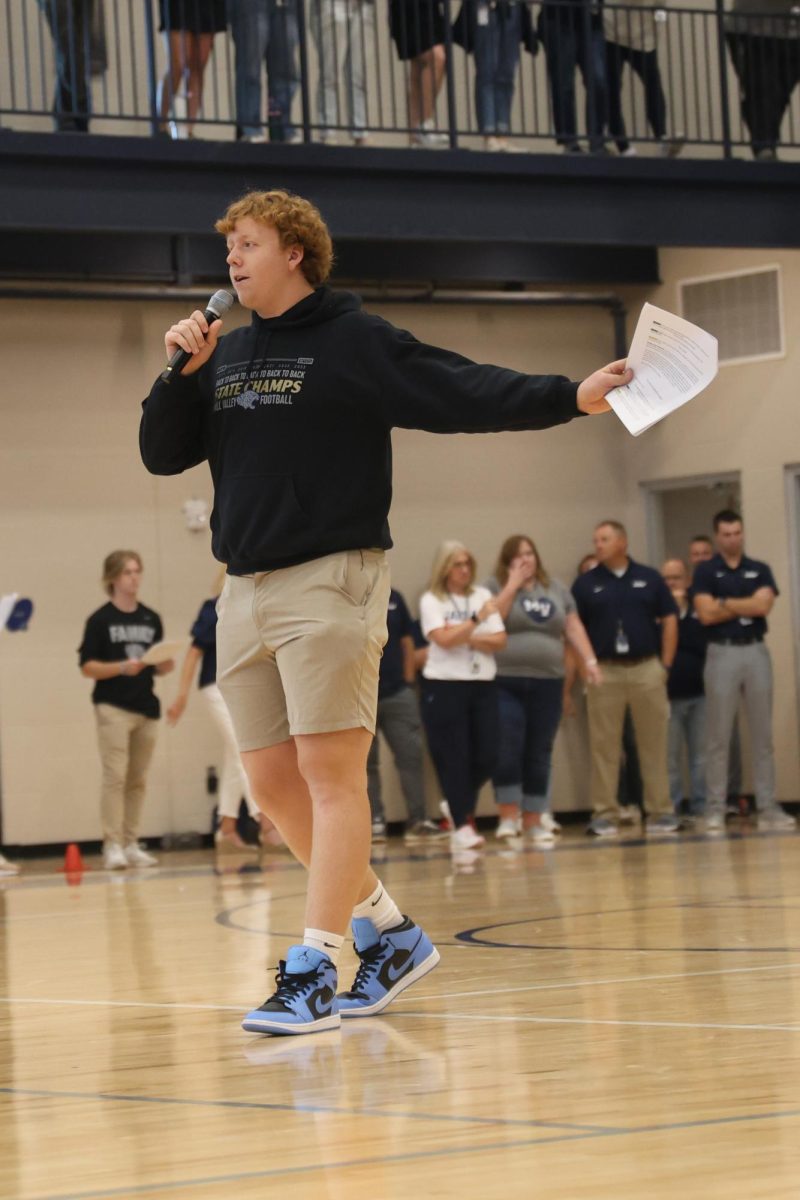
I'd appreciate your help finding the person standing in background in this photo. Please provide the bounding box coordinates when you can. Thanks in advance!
[661,558,706,822]
[688,531,743,813]
[167,570,283,852]
[693,509,795,832]
[78,551,174,870]
[603,0,682,156]
[367,588,447,844]
[310,0,374,144]
[572,520,679,837]
[157,0,227,137]
[419,542,507,853]
[486,534,600,846]
[389,0,449,145]
[229,0,300,142]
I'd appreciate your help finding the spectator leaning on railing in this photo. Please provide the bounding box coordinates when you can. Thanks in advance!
[37,0,107,132]
[603,0,683,156]
[229,0,301,143]
[725,0,800,161]
[310,0,374,145]
[538,0,609,154]
[157,0,226,138]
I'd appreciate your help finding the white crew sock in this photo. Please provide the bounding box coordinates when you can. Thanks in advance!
[351,881,402,934]
[302,928,344,966]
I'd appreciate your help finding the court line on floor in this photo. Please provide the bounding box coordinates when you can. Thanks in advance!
[394,959,800,1002]
[0,1085,614,1134]
[16,1105,800,1200]
[4,958,800,1018]
[396,1010,800,1032]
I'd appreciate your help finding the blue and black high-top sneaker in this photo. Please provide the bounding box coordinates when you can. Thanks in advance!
[337,916,440,1017]
[241,946,340,1036]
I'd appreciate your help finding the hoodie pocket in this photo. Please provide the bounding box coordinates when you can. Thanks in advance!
[214,473,309,564]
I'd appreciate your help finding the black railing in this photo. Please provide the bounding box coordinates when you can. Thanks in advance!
[2,1,799,160]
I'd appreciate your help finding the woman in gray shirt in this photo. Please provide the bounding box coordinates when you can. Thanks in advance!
[487,534,600,844]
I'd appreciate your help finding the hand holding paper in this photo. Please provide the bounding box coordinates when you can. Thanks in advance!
[607,303,718,436]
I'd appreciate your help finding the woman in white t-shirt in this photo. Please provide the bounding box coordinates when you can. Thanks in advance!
[419,541,507,852]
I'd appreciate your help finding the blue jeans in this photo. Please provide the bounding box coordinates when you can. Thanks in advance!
[38,0,91,131]
[473,4,522,134]
[229,0,300,140]
[540,5,608,149]
[667,695,705,815]
[492,677,563,814]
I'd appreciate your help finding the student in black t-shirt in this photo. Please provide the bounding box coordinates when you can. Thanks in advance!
[78,551,174,870]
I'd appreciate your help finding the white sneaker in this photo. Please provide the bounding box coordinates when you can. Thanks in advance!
[123,842,158,868]
[758,807,797,832]
[484,135,502,152]
[450,825,485,851]
[705,811,726,834]
[525,825,556,847]
[0,853,20,876]
[540,812,561,834]
[495,817,521,840]
[103,842,128,870]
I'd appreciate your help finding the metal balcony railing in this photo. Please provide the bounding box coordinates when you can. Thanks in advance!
[2,1,799,160]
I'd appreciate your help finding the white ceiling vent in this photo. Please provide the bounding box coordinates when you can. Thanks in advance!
[678,265,784,367]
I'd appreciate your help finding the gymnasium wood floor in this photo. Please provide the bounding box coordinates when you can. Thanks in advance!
[1,821,799,1200]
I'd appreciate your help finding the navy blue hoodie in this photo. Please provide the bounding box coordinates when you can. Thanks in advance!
[140,287,582,573]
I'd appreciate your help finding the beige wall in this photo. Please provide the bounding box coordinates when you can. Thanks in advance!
[1,256,798,845]
[0,294,628,844]
[624,246,800,804]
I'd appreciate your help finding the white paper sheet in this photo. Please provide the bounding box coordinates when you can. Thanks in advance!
[0,594,18,632]
[139,639,187,666]
[606,302,718,436]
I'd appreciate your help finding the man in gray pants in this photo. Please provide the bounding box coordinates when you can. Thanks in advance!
[368,589,446,845]
[692,509,795,833]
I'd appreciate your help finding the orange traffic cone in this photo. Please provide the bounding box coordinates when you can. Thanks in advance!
[61,843,86,880]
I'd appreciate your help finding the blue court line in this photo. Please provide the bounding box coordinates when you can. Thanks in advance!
[0,1086,614,1135]
[14,1103,800,1200]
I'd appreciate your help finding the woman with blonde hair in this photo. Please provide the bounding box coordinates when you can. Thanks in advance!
[419,541,507,852]
[486,534,601,845]
[168,567,282,851]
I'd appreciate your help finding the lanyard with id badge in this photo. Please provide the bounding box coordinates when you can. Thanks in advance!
[449,594,482,675]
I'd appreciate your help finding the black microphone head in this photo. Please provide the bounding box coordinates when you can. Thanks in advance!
[207,290,235,319]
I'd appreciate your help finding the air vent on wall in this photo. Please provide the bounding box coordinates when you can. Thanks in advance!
[678,265,784,367]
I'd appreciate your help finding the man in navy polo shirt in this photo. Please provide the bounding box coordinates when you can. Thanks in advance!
[692,509,795,833]
[367,589,447,845]
[572,520,679,837]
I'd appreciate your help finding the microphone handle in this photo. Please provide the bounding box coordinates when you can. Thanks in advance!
[160,305,219,384]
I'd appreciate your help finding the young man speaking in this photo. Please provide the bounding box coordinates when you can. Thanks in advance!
[140,189,631,1036]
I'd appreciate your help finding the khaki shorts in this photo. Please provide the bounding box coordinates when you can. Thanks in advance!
[216,549,390,750]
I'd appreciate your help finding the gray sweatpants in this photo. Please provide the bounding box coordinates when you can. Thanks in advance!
[367,685,427,825]
[704,641,775,814]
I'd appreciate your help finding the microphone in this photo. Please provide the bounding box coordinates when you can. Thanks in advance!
[160,289,235,383]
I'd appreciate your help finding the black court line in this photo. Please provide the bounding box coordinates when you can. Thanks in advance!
[10,1094,800,1200]
[455,901,800,953]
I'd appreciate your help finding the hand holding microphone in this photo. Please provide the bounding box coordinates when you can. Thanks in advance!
[161,289,234,383]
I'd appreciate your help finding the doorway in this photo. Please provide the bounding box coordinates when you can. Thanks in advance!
[641,473,742,568]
